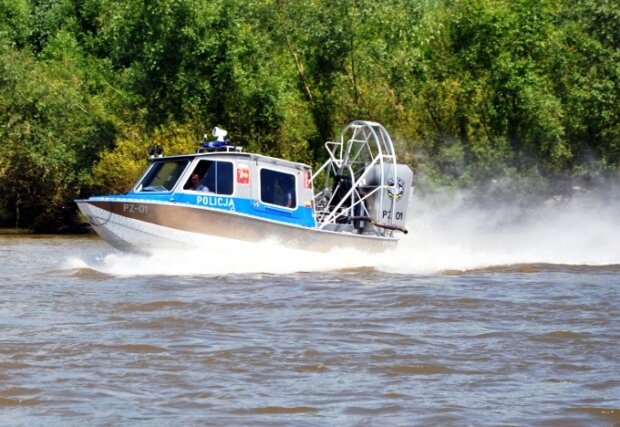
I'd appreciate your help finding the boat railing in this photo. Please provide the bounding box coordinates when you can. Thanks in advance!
[197,145,243,153]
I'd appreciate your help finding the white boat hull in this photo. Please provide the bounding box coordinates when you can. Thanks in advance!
[76,200,397,254]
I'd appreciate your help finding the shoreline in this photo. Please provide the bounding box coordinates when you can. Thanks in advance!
[0,227,96,237]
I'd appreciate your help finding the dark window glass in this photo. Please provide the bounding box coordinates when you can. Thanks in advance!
[260,169,296,208]
[139,160,189,192]
[184,160,233,195]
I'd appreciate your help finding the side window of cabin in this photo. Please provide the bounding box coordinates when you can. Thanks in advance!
[260,169,296,208]
[139,160,189,192]
[183,160,233,195]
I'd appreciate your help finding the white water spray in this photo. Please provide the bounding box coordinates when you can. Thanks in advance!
[63,184,620,276]
[382,185,620,273]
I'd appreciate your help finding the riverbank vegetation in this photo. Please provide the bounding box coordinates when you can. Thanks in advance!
[1,0,618,231]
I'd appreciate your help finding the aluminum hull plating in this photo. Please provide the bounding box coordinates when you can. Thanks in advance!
[76,199,397,254]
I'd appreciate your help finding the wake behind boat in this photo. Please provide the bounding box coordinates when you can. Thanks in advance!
[76,120,413,253]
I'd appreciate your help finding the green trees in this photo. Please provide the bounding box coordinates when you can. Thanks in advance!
[558,0,620,173]
[0,0,618,231]
[0,12,117,231]
[371,0,619,184]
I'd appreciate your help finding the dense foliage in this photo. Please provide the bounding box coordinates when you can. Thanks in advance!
[0,0,618,231]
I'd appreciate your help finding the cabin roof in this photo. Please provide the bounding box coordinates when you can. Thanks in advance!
[151,151,311,170]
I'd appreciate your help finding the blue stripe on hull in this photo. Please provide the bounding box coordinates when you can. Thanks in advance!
[88,193,317,228]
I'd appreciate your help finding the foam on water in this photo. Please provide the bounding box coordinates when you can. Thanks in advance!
[64,184,620,276]
[63,242,357,276]
[381,185,620,274]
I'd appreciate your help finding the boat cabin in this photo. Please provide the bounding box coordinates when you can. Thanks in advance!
[130,151,316,228]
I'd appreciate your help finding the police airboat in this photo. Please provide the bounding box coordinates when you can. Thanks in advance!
[76,120,413,253]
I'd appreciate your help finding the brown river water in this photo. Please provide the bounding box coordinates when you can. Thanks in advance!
[1,190,619,426]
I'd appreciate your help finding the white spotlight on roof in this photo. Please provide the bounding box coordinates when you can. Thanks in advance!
[212,127,228,142]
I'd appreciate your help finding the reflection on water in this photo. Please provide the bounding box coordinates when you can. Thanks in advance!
[1,235,619,425]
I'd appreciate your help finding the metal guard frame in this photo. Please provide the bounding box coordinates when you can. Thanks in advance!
[312,120,400,237]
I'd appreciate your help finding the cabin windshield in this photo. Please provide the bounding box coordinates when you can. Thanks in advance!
[183,159,233,195]
[137,160,190,192]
